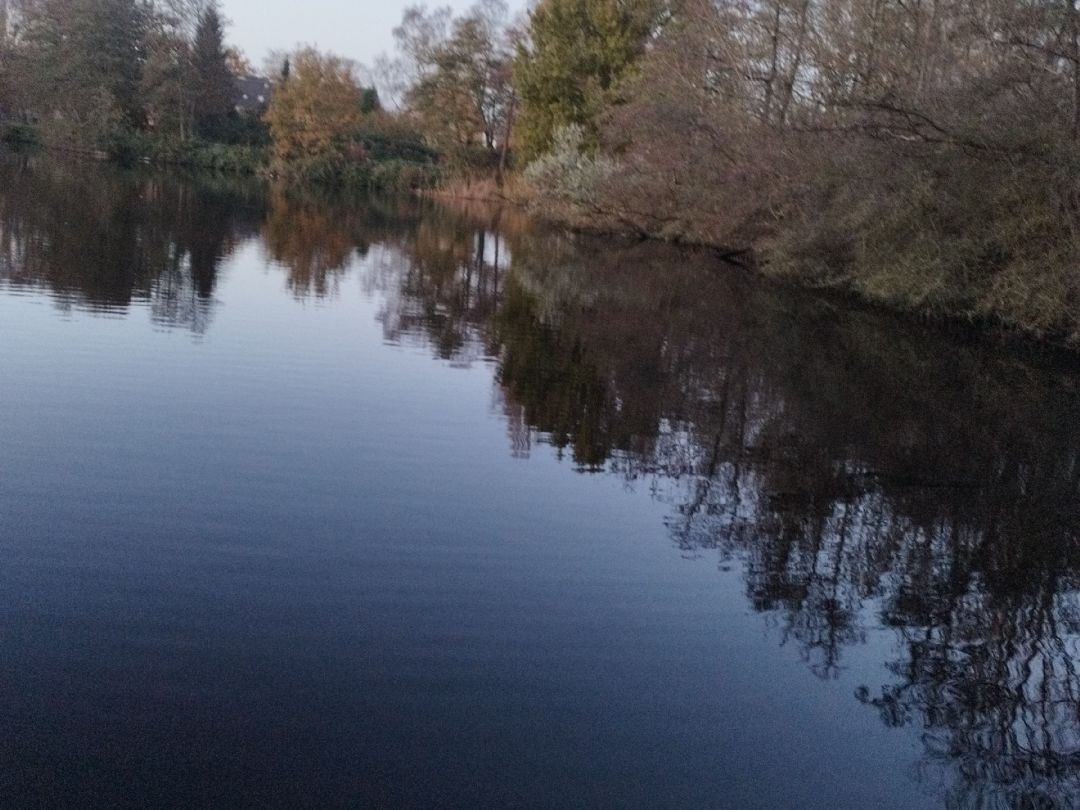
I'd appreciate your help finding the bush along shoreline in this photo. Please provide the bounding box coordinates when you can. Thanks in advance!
[1,125,442,194]
[9,114,1080,357]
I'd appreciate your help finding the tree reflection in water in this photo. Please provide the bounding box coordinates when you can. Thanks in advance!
[371,204,1080,809]
[3,158,1080,807]
[0,155,264,334]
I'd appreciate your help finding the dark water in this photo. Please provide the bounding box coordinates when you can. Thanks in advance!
[2,155,1080,809]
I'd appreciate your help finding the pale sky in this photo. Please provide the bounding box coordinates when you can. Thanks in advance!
[221,0,515,72]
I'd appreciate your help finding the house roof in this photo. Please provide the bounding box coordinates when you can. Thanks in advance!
[234,76,272,112]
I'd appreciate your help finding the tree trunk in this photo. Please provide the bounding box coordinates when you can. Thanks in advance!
[860,0,882,94]
[763,0,783,124]
[779,0,811,128]
[496,94,516,189]
[1071,0,1080,141]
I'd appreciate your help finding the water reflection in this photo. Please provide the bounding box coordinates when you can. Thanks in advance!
[3,156,1080,807]
[313,192,1080,808]
[493,237,1080,809]
[262,188,363,298]
[0,156,264,333]
[492,235,1080,807]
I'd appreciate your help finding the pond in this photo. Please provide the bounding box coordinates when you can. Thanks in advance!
[2,154,1080,809]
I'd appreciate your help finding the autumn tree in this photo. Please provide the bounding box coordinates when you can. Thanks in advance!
[263,48,366,162]
[224,46,252,77]
[382,3,450,107]
[404,3,514,155]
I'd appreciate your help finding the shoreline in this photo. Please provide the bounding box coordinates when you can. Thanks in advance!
[425,181,1080,364]
[8,138,1079,361]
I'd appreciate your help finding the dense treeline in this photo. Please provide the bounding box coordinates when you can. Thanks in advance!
[0,1,252,148]
[516,0,1080,345]
[384,0,1080,345]
[5,0,1080,340]
[0,0,438,186]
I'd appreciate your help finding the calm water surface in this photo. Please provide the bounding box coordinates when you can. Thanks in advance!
[2,154,1080,809]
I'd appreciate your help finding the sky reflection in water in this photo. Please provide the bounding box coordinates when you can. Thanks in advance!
[1,155,1079,809]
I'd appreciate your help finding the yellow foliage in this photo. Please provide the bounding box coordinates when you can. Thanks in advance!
[264,48,365,162]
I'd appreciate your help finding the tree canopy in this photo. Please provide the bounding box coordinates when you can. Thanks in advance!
[190,5,233,138]
[15,0,149,137]
[396,1,515,161]
[513,0,663,160]
[263,48,366,162]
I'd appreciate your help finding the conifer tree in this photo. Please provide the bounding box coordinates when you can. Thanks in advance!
[514,0,663,160]
[191,4,233,138]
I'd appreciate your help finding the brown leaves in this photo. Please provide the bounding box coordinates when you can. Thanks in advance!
[264,48,365,163]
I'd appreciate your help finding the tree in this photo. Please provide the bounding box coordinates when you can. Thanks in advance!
[224,46,252,77]
[360,86,381,114]
[514,0,663,160]
[0,0,11,114]
[190,5,233,138]
[393,1,516,165]
[392,4,453,87]
[14,0,149,139]
[263,47,366,162]
[140,4,194,140]
[406,17,496,151]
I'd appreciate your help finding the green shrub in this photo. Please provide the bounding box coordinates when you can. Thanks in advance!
[525,125,614,214]
[104,130,151,164]
[357,129,439,165]
[101,132,269,174]
[762,139,1080,345]
[281,153,440,192]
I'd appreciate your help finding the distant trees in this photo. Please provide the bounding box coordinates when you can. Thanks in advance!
[0,0,264,146]
[394,1,516,162]
[140,2,233,142]
[190,5,233,138]
[140,7,192,139]
[263,48,366,162]
[12,0,149,138]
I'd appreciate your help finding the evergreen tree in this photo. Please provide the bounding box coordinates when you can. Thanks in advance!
[361,86,381,115]
[191,4,233,138]
[16,0,149,138]
[514,0,663,161]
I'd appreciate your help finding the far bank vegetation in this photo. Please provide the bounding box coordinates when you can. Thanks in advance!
[4,0,1080,344]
